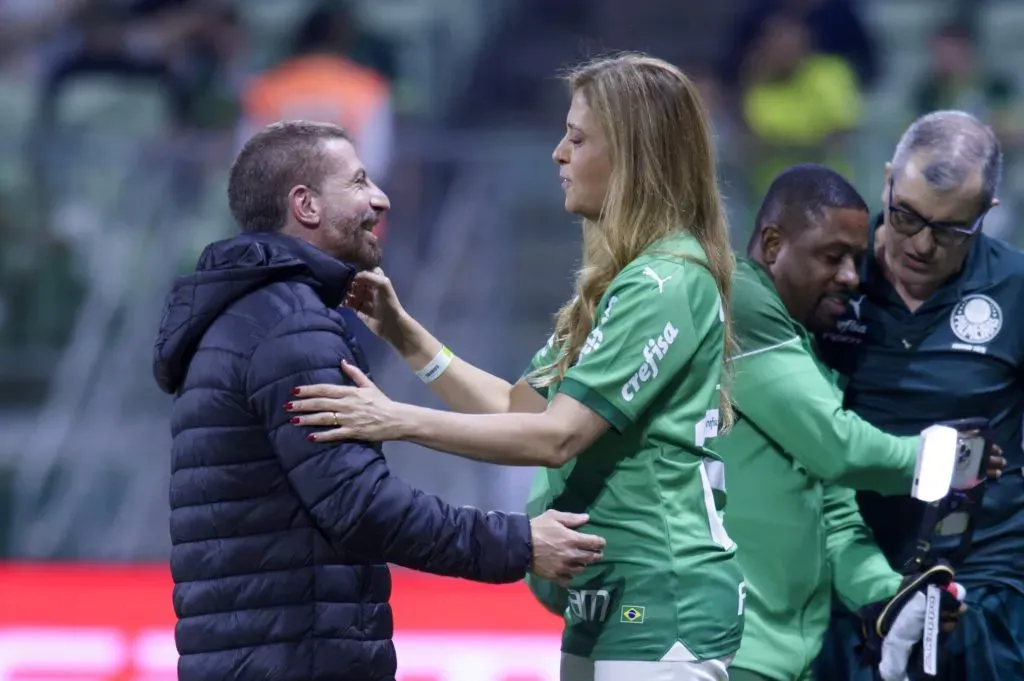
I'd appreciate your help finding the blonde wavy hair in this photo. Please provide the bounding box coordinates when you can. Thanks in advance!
[535,53,736,430]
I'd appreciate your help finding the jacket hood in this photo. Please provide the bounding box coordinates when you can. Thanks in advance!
[153,232,355,394]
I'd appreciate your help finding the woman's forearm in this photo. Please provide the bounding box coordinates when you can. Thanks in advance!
[390,313,515,414]
[395,403,569,467]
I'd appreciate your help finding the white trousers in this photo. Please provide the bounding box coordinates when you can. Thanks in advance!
[560,653,733,681]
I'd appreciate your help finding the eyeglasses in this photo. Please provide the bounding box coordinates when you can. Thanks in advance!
[886,176,988,247]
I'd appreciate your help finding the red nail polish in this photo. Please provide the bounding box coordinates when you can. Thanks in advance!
[290,417,301,424]
[292,387,301,396]
[307,434,317,442]
[284,402,293,410]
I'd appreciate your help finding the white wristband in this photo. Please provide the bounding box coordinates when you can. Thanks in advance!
[416,345,454,384]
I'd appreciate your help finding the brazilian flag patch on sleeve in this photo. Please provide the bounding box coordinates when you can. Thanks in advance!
[620,605,645,624]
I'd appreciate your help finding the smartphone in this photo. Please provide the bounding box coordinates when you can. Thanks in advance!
[934,425,990,537]
[950,430,988,491]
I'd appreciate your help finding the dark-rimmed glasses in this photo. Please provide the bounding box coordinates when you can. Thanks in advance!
[886,175,989,247]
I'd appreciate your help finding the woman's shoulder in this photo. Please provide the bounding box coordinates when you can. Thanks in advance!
[619,233,710,280]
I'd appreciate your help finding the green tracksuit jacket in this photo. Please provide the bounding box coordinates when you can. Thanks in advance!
[526,258,919,680]
[719,258,918,680]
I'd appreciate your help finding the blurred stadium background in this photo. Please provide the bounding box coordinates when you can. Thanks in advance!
[0,0,1022,679]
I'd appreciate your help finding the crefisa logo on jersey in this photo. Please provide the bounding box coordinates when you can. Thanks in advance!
[620,321,679,401]
[950,294,1002,346]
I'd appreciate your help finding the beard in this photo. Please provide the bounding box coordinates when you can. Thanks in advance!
[327,208,382,270]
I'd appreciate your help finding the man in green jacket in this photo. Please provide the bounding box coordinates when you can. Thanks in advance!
[723,164,914,681]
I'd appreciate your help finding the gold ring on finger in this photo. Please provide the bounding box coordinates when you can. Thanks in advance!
[332,412,341,427]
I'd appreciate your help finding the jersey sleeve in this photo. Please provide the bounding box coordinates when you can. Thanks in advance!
[823,484,901,610]
[521,333,557,399]
[730,275,918,494]
[557,262,709,432]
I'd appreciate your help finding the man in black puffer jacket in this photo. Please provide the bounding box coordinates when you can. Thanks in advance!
[152,121,605,681]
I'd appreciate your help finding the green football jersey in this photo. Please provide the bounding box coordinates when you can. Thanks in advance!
[523,233,745,662]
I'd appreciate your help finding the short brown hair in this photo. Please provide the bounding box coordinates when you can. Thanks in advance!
[227,121,350,233]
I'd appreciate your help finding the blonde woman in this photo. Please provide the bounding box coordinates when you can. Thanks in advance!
[285,54,744,681]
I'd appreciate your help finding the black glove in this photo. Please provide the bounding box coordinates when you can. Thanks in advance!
[857,562,966,680]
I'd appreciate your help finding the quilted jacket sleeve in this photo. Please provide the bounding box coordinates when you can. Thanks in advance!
[246,308,532,583]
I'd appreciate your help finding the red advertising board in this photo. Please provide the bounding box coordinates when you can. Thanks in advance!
[0,564,562,681]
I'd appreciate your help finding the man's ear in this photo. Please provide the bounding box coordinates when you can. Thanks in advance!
[288,185,322,229]
[761,224,783,266]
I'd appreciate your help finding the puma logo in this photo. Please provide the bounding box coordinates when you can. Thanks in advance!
[849,295,865,321]
[642,266,672,293]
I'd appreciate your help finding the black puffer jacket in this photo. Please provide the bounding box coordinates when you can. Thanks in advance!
[153,232,532,681]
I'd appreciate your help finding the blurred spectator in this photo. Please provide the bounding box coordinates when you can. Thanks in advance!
[27,0,246,244]
[343,19,398,84]
[452,0,593,126]
[739,13,862,200]
[721,0,877,91]
[35,0,246,132]
[239,3,395,188]
[914,24,1023,147]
